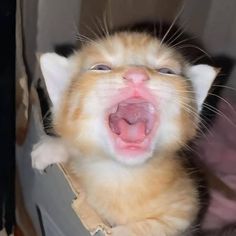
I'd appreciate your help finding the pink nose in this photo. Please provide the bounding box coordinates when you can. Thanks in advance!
[123,68,149,84]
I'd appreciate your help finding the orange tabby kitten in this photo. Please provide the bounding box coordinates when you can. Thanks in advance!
[32,32,218,236]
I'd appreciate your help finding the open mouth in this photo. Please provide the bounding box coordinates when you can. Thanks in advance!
[107,97,157,155]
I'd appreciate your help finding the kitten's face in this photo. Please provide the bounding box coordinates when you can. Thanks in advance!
[40,32,217,165]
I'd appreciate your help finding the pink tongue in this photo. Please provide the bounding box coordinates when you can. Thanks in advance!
[118,119,146,143]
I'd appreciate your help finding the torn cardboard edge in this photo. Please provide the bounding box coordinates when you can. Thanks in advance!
[30,82,112,236]
[59,164,112,236]
[15,0,30,146]
[16,76,29,145]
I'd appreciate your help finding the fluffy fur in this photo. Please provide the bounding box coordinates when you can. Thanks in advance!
[32,32,218,235]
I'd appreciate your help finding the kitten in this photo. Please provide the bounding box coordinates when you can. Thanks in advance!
[32,32,218,236]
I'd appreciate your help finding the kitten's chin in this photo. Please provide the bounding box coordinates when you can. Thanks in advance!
[112,146,154,166]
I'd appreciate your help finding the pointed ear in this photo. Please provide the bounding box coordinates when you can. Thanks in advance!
[40,53,74,106]
[187,64,219,112]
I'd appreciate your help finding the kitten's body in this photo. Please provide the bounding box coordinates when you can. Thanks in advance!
[32,32,217,235]
[75,152,198,230]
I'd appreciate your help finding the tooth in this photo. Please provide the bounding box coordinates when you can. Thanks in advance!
[112,125,121,135]
[145,117,154,135]
[145,123,151,135]
[146,103,155,114]
[109,115,121,135]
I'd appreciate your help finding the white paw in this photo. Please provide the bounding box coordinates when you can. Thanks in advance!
[31,135,69,171]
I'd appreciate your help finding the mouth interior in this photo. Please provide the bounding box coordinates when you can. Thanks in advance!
[109,98,156,143]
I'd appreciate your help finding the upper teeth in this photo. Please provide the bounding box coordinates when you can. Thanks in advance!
[108,100,156,136]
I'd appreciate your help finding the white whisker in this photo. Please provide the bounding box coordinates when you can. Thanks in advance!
[212,84,236,92]
[159,4,185,49]
[202,103,236,127]
[207,92,236,114]
[175,44,212,60]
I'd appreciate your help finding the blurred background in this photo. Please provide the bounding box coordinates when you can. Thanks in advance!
[21,0,236,99]
[13,0,236,236]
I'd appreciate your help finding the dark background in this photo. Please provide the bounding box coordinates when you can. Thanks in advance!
[0,0,16,234]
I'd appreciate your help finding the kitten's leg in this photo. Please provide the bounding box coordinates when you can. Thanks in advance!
[31,135,69,171]
[111,218,191,236]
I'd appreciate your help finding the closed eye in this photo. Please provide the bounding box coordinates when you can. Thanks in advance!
[90,64,112,71]
[157,68,177,75]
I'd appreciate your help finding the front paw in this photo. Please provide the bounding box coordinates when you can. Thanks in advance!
[31,135,69,171]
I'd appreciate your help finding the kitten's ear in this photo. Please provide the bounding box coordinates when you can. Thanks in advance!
[40,53,74,106]
[187,64,219,112]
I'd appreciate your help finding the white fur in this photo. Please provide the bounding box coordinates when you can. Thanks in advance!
[74,158,132,186]
[186,64,217,112]
[40,53,76,109]
[31,135,69,171]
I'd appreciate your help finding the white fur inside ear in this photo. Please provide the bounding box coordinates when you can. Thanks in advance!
[40,53,74,107]
[187,64,217,112]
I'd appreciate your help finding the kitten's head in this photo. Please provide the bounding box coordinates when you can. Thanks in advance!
[40,32,217,165]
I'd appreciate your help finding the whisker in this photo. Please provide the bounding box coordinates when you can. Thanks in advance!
[75,32,108,52]
[159,4,185,49]
[42,110,51,122]
[149,88,195,95]
[72,21,81,42]
[176,102,213,137]
[75,33,94,44]
[95,16,108,38]
[175,44,212,60]
[43,125,54,130]
[89,18,105,38]
[179,141,196,153]
[202,103,236,127]
[164,20,191,48]
[149,89,212,132]
[164,23,184,46]
[189,54,207,65]
[211,84,236,92]
[84,24,101,39]
[207,92,236,114]
[148,88,221,135]
[72,21,97,45]
[169,36,197,50]
[102,9,110,38]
